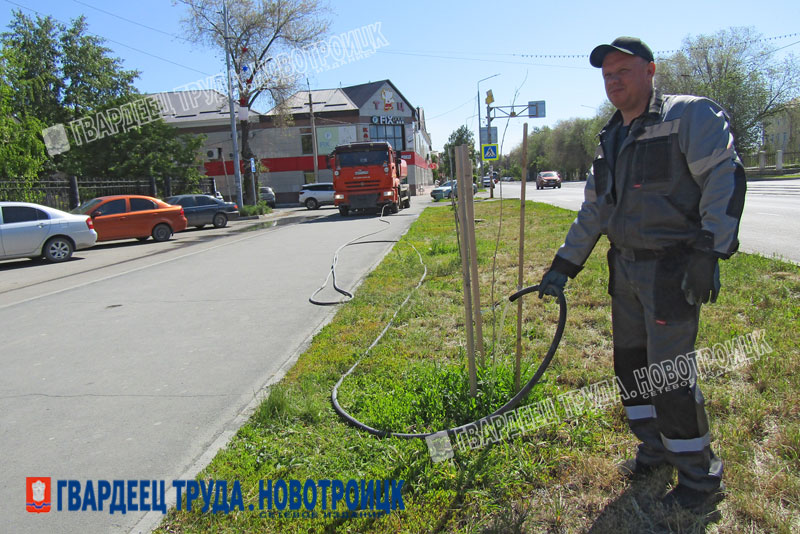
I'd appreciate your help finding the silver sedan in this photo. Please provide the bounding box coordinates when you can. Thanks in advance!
[0,201,98,262]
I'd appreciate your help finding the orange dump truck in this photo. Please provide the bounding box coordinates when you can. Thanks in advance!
[330,142,410,217]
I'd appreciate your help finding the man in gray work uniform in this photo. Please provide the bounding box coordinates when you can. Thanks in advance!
[539,37,746,510]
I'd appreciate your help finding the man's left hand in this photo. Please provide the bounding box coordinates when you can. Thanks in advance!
[681,250,721,305]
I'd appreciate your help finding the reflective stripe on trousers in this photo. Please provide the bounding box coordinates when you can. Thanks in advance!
[609,247,723,490]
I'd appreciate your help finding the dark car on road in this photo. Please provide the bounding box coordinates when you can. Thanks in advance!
[259,186,276,208]
[165,194,239,229]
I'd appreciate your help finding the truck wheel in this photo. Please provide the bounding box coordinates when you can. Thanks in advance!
[390,202,399,214]
[338,206,349,217]
[402,197,411,209]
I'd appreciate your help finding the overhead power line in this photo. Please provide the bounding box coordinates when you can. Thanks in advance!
[513,31,800,58]
[70,0,191,43]
[3,0,212,77]
[427,95,476,121]
[382,32,800,62]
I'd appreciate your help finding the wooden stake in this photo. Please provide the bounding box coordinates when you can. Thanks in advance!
[463,161,484,366]
[455,145,477,396]
[515,124,528,392]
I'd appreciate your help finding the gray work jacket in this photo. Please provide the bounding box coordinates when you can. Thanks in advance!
[554,90,746,275]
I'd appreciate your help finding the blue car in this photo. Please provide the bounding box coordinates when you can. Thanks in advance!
[166,194,239,229]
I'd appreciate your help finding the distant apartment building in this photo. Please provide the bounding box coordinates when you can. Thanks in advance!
[152,79,433,203]
[762,99,800,152]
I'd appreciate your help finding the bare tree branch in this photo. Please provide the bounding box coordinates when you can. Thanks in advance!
[174,0,331,203]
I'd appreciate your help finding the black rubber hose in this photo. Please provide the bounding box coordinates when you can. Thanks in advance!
[309,206,395,306]
[331,284,567,440]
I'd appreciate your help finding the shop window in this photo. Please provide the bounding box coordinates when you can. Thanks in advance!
[369,124,404,151]
[301,134,313,155]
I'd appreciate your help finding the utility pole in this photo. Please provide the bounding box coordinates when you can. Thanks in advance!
[477,85,484,191]
[486,91,494,199]
[222,1,243,208]
[307,80,319,184]
[476,74,499,193]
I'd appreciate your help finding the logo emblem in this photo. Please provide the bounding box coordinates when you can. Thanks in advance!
[425,432,454,463]
[26,477,51,513]
[41,124,71,157]
[380,88,395,111]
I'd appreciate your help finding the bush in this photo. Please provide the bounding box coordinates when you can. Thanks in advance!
[238,201,272,217]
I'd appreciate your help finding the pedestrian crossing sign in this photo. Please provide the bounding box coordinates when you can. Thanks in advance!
[482,144,499,161]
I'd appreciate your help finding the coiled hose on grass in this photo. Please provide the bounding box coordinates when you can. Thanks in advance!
[330,283,567,441]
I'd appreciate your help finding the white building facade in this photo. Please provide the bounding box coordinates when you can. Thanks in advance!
[155,80,434,204]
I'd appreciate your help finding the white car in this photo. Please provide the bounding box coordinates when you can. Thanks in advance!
[430,180,477,200]
[0,201,97,262]
[298,183,335,210]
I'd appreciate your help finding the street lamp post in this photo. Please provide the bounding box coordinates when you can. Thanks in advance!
[222,1,244,208]
[477,74,500,189]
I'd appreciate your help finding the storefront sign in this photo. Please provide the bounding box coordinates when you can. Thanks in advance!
[371,116,403,125]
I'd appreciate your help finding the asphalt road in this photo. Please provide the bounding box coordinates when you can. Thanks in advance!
[483,179,800,264]
[0,198,431,534]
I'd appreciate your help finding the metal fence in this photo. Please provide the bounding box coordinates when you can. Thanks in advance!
[740,151,800,171]
[0,177,217,212]
[782,151,800,166]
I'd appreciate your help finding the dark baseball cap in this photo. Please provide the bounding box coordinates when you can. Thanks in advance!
[590,37,654,68]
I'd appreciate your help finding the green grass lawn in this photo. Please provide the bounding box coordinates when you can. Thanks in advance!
[155,199,799,533]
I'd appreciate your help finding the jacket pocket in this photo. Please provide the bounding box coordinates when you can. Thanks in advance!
[632,137,671,189]
[592,157,609,196]
[653,250,697,322]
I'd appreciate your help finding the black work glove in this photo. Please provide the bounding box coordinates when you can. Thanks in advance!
[538,270,568,299]
[681,250,721,305]
[538,254,582,298]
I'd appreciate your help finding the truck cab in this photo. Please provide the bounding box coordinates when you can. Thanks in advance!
[329,142,410,216]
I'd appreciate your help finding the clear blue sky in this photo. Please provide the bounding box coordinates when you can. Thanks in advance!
[2,0,799,154]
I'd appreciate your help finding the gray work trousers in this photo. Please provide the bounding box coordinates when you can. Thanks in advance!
[608,246,723,491]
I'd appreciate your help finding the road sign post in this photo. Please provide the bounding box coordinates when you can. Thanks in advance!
[479,127,498,145]
[528,100,546,118]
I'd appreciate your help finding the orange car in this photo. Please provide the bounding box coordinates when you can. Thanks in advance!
[72,195,187,242]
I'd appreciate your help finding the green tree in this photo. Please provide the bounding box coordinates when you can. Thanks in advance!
[656,27,800,152]
[440,125,476,180]
[177,0,331,204]
[431,152,441,183]
[59,16,138,120]
[508,101,613,182]
[60,110,204,186]
[1,12,63,124]
[0,49,47,180]
[520,125,553,179]
[1,10,205,188]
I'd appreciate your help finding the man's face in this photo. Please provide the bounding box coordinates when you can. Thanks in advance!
[601,51,655,119]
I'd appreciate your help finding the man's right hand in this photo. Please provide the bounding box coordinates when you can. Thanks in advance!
[538,270,568,298]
